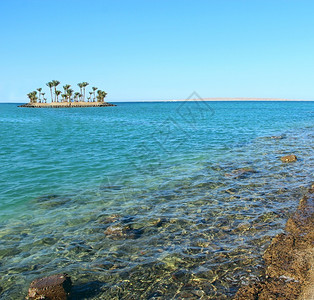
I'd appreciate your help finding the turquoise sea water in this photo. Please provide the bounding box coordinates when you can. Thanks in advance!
[0,101,313,299]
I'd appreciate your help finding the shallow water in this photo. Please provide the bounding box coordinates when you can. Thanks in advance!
[0,101,313,299]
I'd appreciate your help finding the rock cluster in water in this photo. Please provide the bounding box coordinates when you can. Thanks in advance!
[234,184,314,299]
[281,154,298,163]
[27,274,72,300]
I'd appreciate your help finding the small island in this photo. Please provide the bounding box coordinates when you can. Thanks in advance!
[19,80,116,108]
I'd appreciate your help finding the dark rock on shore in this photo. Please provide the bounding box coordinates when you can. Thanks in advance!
[234,184,314,300]
[281,154,298,162]
[27,274,72,300]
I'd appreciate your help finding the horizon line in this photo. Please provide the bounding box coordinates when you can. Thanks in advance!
[1,97,313,104]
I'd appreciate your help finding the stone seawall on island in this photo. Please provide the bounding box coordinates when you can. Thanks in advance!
[18,102,116,108]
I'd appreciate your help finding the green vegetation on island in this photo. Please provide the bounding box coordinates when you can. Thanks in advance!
[27,80,107,104]
[20,80,115,108]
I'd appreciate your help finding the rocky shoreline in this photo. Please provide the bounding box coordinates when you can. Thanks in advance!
[234,183,314,300]
[18,101,116,108]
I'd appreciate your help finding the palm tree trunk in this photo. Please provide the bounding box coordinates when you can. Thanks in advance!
[50,88,53,102]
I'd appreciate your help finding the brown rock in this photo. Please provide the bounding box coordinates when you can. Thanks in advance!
[27,274,72,300]
[281,154,297,162]
[234,184,314,300]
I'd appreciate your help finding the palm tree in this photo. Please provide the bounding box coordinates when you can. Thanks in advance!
[37,88,42,103]
[55,90,62,102]
[88,92,93,102]
[63,84,71,93]
[41,92,45,102]
[82,82,89,101]
[97,90,107,102]
[92,87,97,102]
[61,94,67,102]
[52,80,60,102]
[74,92,80,102]
[27,91,38,103]
[67,88,73,102]
[46,81,54,102]
[77,83,84,101]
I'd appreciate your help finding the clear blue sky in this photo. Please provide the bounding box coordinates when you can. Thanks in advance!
[1,0,314,102]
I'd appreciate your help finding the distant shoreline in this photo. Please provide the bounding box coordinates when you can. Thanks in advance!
[132,98,312,102]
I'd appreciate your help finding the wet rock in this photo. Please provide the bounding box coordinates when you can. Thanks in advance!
[234,184,314,300]
[281,154,297,162]
[27,273,72,300]
[235,279,301,300]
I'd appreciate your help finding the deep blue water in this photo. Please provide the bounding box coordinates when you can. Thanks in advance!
[0,101,313,299]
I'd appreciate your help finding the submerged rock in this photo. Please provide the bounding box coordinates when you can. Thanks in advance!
[171,269,190,282]
[27,273,72,300]
[33,194,72,208]
[97,214,121,224]
[225,167,256,178]
[104,224,142,239]
[270,135,285,139]
[281,154,297,163]
[262,134,286,140]
[149,218,168,227]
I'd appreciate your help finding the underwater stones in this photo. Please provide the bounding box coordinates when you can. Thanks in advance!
[281,154,297,163]
[171,269,190,282]
[27,274,72,300]
[270,135,285,139]
[225,167,256,179]
[104,224,142,239]
[262,134,286,140]
[34,194,72,209]
[97,214,121,224]
[150,218,168,227]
